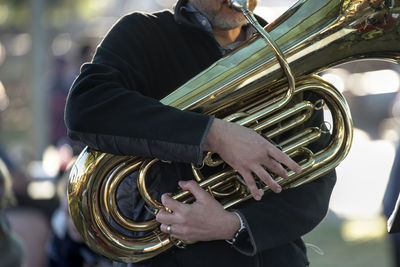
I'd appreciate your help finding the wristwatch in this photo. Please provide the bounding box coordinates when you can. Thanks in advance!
[226,211,246,245]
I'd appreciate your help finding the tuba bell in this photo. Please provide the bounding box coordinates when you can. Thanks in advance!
[68,0,400,263]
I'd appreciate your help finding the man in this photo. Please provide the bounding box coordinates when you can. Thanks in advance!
[65,0,336,266]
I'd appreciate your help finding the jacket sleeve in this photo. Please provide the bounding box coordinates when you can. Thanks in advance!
[64,14,213,164]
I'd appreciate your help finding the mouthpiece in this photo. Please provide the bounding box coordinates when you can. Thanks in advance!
[227,0,249,12]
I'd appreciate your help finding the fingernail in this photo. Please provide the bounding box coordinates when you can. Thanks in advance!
[259,189,264,197]
[161,193,168,202]
[296,166,302,173]
[276,186,282,193]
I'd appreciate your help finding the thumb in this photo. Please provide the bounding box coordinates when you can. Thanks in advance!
[178,180,209,202]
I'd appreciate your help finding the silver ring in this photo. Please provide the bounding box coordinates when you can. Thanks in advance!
[166,225,172,235]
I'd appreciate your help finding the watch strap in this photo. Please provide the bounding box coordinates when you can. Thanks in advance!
[226,211,246,245]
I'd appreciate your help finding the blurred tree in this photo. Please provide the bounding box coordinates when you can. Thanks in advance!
[0,0,104,30]
[0,0,109,159]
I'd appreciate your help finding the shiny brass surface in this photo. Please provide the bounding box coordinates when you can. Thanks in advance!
[68,0,400,263]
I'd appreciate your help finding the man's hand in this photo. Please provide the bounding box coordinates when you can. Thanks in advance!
[204,118,302,200]
[156,180,240,242]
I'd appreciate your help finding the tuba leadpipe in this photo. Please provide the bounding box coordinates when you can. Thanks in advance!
[68,0,400,263]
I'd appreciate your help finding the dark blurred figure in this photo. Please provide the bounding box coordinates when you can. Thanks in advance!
[383,92,400,267]
[50,43,94,150]
[47,162,112,267]
[384,144,400,267]
[0,158,25,267]
[47,40,105,267]
[50,57,72,146]
[0,143,29,199]
[0,74,50,267]
[0,86,29,199]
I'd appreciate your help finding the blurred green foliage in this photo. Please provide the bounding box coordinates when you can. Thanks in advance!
[0,0,106,30]
[304,219,394,267]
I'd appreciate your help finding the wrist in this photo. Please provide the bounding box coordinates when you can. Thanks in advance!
[221,211,241,240]
[225,211,245,242]
[203,118,224,152]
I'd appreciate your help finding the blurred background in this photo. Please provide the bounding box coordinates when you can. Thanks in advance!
[0,0,399,266]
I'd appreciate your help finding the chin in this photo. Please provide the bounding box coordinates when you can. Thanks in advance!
[212,15,247,30]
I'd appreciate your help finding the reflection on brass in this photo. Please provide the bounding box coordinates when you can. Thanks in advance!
[68,0,400,263]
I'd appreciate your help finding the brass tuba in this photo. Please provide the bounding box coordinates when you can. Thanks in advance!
[68,0,400,263]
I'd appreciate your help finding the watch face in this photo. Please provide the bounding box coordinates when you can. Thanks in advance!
[234,228,248,245]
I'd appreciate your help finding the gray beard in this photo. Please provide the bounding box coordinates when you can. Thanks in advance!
[208,14,247,30]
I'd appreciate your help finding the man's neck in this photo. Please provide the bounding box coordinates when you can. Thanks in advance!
[213,26,245,47]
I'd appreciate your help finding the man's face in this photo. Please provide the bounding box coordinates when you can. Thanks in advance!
[189,0,258,30]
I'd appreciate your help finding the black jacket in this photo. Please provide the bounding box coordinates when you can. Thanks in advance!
[65,0,336,266]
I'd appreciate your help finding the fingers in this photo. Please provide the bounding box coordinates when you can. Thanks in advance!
[239,163,282,201]
[269,145,302,174]
[239,168,262,201]
[157,181,209,225]
[178,180,209,202]
[156,194,183,225]
[160,223,175,236]
[160,223,170,234]
[262,156,289,180]
[156,206,177,225]
[159,223,181,239]
[157,195,186,239]
[159,223,188,238]
[252,164,281,193]
[161,193,181,212]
